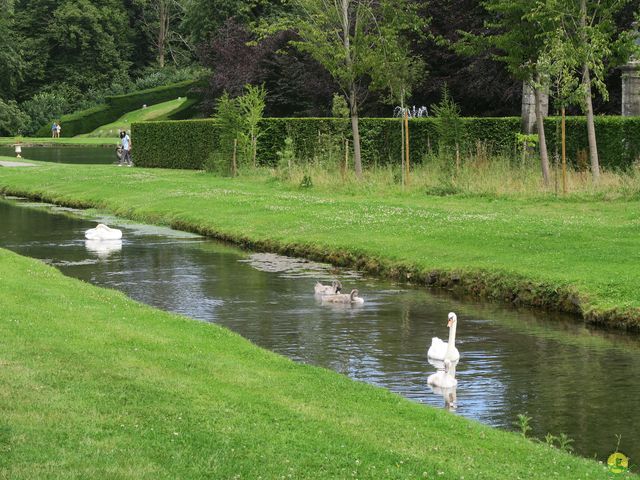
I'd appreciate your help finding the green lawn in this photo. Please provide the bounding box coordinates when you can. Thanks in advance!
[0,162,639,329]
[0,247,623,479]
[79,97,188,138]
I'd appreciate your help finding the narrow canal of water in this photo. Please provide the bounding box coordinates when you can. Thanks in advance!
[0,146,115,164]
[2,196,639,465]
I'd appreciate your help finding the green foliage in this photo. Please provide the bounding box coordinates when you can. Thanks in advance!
[237,84,267,167]
[545,116,640,170]
[214,92,243,174]
[431,86,464,156]
[20,92,69,135]
[34,79,203,137]
[0,99,29,136]
[276,136,295,179]
[132,117,523,169]
[331,94,350,118]
[515,413,533,438]
[132,119,219,169]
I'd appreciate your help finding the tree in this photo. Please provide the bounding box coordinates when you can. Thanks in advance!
[461,0,553,185]
[0,0,26,100]
[533,0,637,182]
[280,0,424,179]
[198,19,336,117]
[134,0,193,68]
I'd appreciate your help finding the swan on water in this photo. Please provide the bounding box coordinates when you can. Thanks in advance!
[84,224,123,241]
[427,312,460,361]
[321,289,364,304]
[427,359,458,389]
[314,280,342,295]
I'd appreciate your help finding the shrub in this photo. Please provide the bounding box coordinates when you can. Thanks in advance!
[20,92,70,135]
[0,99,30,136]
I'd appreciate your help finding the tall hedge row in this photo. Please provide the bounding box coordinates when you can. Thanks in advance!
[544,116,640,170]
[132,116,640,170]
[35,79,204,137]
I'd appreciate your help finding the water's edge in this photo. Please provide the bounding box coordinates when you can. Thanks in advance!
[2,188,635,332]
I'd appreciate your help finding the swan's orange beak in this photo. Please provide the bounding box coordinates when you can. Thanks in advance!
[447,318,453,328]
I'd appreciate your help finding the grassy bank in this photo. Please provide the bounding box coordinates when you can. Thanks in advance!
[1,161,639,330]
[80,98,188,138]
[0,247,621,479]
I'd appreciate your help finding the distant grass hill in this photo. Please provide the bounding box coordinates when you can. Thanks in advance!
[34,79,204,137]
[80,98,188,138]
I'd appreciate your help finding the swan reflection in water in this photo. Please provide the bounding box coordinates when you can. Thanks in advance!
[85,239,122,258]
[427,358,458,411]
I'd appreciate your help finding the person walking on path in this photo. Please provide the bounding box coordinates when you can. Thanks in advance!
[51,122,57,138]
[119,130,132,166]
[55,122,61,138]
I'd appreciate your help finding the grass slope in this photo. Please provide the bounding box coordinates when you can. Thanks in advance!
[0,163,639,329]
[0,248,620,479]
[80,98,188,138]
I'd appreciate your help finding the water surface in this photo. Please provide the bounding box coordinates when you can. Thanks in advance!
[0,146,115,164]
[1,197,639,465]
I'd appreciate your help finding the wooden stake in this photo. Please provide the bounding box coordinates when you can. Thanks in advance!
[404,110,410,185]
[561,107,567,194]
[232,138,238,177]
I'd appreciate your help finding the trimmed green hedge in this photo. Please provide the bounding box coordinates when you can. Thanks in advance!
[133,119,219,169]
[35,79,204,137]
[132,116,640,170]
[544,116,640,170]
[132,117,521,169]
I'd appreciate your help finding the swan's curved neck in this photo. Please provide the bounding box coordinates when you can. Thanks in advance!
[446,321,457,356]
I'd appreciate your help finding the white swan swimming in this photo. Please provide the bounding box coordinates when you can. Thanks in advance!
[427,312,460,361]
[427,359,458,389]
[321,289,364,304]
[84,224,123,240]
[314,280,342,295]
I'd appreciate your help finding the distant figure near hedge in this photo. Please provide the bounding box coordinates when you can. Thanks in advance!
[51,122,57,138]
[119,130,132,167]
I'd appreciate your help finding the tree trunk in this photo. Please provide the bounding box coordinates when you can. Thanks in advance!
[350,89,363,179]
[580,0,600,182]
[157,0,169,68]
[534,83,550,186]
[583,66,600,181]
[341,0,362,179]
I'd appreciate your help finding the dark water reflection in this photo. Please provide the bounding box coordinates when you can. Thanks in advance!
[1,197,639,465]
[0,146,115,164]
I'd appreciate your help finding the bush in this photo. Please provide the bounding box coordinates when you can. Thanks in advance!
[20,92,70,135]
[0,99,30,136]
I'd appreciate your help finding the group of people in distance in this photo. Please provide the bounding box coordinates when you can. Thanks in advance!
[50,122,61,138]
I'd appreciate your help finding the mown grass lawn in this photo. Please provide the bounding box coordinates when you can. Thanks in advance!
[0,247,624,479]
[0,161,639,328]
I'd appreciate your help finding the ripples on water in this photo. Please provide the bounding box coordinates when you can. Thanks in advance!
[2,196,640,465]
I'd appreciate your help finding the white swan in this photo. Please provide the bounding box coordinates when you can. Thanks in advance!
[322,289,364,304]
[314,280,342,295]
[427,312,460,361]
[84,223,123,240]
[427,359,458,389]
